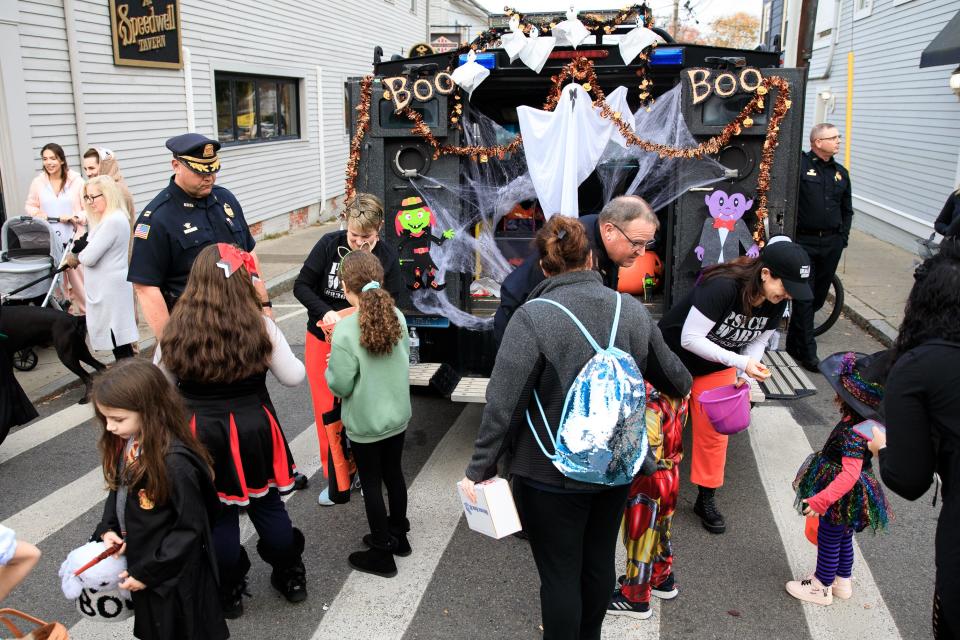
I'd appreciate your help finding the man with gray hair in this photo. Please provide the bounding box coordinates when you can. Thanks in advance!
[493,195,659,345]
[786,123,852,372]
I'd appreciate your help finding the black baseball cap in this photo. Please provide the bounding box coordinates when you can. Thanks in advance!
[761,241,813,301]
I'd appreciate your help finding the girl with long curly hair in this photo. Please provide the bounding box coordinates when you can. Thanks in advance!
[91,359,227,640]
[156,244,308,617]
[326,250,411,578]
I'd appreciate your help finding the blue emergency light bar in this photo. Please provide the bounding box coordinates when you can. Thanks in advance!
[457,52,497,69]
[649,47,683,66]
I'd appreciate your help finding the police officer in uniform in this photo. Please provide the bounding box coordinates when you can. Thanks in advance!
[786,122,852,372]
[128,133,271,337]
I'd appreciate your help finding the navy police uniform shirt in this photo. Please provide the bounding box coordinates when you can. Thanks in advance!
[128,177,255,302]
[797,151,853,241]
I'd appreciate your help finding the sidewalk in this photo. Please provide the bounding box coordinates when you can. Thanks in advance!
[833,228,915,347]
[16,220,338,403]
[16,221,913,403]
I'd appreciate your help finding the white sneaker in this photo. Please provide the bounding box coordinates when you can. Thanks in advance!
[318,486,335,506]
[832,576,852,600]
[785,576,833,606]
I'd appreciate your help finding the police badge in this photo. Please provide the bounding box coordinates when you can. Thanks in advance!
[224,203,235,218]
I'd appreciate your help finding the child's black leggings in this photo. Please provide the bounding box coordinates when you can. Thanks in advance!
[351,431,407,547]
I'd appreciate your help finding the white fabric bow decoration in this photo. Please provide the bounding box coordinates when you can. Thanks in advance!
[618,17,663,64]
[500,14,527,62]
[553,6,591,49]
[451,49,490,101]
[519,26,557,74]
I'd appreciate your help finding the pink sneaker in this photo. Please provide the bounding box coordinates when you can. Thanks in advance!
[785,576,833,606]
[832,576,852,600]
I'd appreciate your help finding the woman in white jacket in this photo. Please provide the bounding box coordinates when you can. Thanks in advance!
[64,175,138,359]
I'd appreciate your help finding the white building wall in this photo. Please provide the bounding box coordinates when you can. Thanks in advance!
[11,0,427,226]
[429,0,489,42]
[802,0,960,249]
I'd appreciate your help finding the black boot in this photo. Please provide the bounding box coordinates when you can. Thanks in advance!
[349,536,397,578]
[363,516,412,557]
[219,547,251,619]
[694,486,726,534]
[257,528,308,603]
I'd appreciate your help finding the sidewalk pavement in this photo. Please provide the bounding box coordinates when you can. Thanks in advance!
[15,222,913,404]
[833,227,916,347]
[16,220,338,403]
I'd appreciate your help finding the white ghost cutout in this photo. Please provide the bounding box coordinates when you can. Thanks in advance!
[451,49,490,101]
[618,20,664,65]
[500,14,527,62]
[553,6,591,49]
[519,26,557,74]
[601,86,637,148]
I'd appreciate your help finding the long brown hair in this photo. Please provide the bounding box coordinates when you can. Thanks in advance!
[535,216,591,275]
[93,359,213,505]
[41,143,68,194]
[160,245,272,382]
[699,256,766,315]
[340,250,402,355]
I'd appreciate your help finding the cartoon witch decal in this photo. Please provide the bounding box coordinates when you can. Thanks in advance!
[395,196,455,291]
[694,190,759,268]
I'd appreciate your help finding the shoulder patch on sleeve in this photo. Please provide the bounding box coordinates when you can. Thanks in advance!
[134,223,151,240]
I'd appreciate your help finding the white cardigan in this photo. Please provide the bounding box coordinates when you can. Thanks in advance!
[79,211,138,351]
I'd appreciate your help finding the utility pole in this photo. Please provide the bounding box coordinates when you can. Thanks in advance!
[671,0,680,38]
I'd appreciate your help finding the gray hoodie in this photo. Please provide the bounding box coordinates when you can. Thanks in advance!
[465,270,692,490]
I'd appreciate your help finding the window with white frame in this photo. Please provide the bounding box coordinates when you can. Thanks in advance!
[215,73,300,145]
[812,0,836,49]
[854,0,873,20]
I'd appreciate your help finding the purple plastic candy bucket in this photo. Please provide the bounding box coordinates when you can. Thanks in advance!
[698,384,752,435]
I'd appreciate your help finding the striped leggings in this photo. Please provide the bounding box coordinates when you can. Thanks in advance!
[814,518,854,586]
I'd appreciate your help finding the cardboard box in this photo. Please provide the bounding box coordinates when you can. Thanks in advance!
[457,477,522,539]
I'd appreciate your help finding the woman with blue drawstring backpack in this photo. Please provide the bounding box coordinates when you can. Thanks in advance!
[459,215,691,640]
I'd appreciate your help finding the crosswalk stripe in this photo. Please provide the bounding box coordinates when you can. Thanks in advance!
[68,424,322,639]
[1,467,105,545]
[0,403,94,465]
[749,404,903,639]
[311,404,475,640]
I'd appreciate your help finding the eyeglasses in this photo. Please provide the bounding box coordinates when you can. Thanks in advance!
[611,223,655,252]
[82,194,103,204]
[344,207,383,226]
[817,135,842,141]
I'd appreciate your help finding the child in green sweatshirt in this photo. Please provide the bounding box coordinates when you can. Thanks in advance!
[326,250,411,578]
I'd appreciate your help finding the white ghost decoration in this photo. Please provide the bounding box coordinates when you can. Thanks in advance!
[519,26,557,74]
[618,18,664,65]
[500,14,528,62]
[601,86,637,148]
[553,6,591,49]
[451,49,490,101]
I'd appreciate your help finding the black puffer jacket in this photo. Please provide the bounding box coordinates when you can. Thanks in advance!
[465,270,692,490]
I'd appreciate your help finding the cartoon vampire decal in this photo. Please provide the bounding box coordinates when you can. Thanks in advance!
[395,196,455,291]
[694,190,759,268]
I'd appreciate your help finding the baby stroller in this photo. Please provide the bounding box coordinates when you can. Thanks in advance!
[0,216,72,371]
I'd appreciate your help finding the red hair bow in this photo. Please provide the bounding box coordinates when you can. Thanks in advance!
[216,243,259,280]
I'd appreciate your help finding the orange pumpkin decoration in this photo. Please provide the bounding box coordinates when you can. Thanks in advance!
[617,251,664,294]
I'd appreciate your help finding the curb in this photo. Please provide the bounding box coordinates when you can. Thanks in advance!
[29,271,303,405]
[837,291,898,348]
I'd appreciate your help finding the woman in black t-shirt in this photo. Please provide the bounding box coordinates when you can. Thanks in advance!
[659,240,813,533]
[293,194,401,505]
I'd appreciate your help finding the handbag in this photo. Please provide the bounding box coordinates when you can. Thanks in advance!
[321,402,357,504]
[0,609,69,639]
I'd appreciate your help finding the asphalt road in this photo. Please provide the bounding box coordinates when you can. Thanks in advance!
[0,291,937,640]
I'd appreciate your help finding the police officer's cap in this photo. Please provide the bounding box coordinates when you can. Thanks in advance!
[166,133,221,174]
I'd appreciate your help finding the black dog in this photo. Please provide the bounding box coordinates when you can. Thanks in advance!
[0,306,106,403]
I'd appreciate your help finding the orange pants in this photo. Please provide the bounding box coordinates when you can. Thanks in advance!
[689,367,737,489]
[305,332,334,479]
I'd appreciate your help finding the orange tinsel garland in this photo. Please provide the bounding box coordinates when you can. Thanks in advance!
[344,75,374,202]
[344,58,791,244]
